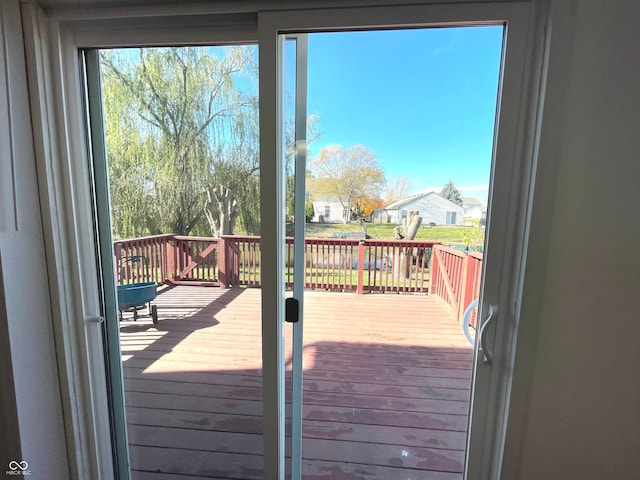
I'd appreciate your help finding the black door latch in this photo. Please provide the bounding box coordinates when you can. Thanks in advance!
[285,297,299,323]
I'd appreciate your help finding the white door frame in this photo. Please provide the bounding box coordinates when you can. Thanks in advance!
[23,1,562,478]
[22,6,262,479]
[288,33,310,480]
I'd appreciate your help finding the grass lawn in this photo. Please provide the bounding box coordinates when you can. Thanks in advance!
[287,222,484,247]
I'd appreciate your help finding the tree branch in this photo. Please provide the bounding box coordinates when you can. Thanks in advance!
[140,49,180,138]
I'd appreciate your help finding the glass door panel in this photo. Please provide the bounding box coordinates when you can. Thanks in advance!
[269,6,527,475]
[88,44,266,479]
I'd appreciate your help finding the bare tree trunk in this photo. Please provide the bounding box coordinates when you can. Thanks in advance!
[404,211,422,240]
[393,211,423,279]
[204,186,239,237]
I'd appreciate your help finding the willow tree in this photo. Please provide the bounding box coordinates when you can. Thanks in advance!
[101,46,259,238]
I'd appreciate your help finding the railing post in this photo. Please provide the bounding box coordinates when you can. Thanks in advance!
[165,236,175,283]
[469,253,483,328]
[458,254,470,323]
[233,240,241,286]
[164,235,172,283]
[357,240,365,295]
[218,236,228,288]
[113,242,122,284]
[429,245,438,295]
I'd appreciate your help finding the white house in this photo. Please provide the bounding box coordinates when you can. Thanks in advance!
[462,197,483,209]
[373,192,464,225]
[462,197,487,224]
[309,195,347,223]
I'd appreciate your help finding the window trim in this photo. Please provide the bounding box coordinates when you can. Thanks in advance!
[22,5,263,479]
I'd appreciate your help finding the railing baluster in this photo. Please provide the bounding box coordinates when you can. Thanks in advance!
[253,238,259,286]
[321,242,326,289]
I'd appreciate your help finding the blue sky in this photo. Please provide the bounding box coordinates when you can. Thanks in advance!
[111,29,503,205]
[304,26,504,204]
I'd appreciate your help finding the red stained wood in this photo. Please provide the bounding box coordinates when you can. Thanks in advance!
[121,286,472,479]
[116,235,447,294]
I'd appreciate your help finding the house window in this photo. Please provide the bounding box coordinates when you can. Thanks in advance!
[446,211,457,224]
[324,205,330,219]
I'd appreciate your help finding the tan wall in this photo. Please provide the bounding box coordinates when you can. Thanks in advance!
[514,1,640,478]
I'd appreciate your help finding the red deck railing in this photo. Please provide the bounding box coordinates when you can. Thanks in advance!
[113,236,483,318]
[172,235,219,283]
[114,234,174,285]
[300,237,435,293]
[114,234,441,294]
[429,244,483,326]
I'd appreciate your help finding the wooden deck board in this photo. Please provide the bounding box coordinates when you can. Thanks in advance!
[121,286,473,479]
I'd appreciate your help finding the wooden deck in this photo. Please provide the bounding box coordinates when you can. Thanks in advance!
[120,285,473,479]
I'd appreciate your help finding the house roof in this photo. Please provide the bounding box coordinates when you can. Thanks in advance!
[383,192,438,210]
[311,194,342,203]
[461,197,482,206]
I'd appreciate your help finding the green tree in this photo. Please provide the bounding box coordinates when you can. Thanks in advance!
[440,180,463,206]
[287,196,315,223]
[310,145,386,223]
[101,46,259,238]
[305,200,315,223]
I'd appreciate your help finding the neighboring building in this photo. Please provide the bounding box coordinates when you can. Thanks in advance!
[310,195,347,223]
[462,197,487,224]
[372,192,464,225]
[462,197,482,213]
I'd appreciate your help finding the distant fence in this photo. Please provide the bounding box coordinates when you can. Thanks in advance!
[114,234,440,294]
[429,244,483,326]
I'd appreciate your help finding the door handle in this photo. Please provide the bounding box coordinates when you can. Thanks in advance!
[85,315,105,324]
[462,299,479,346]
[285,297,300,323]
[479,305,497,364]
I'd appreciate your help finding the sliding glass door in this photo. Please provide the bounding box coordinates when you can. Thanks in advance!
[68,3,536,479]
[260,3,533,479]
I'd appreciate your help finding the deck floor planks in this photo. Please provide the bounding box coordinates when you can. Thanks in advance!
[121,285,473,479]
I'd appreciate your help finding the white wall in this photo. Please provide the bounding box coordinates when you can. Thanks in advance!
[0,1,69,478]
[392,194,464,225]
[514,1,640,478]
[311,201,345,223]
